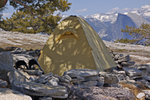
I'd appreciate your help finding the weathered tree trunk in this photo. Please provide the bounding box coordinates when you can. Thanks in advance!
[0,0,8,8]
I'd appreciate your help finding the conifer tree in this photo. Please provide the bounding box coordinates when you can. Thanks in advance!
[120,24,150,45]
[0,0,71,34]
[0,0,7,9]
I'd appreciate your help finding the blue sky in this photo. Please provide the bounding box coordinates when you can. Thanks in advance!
[1,0,150,18]
[62,0,150,16]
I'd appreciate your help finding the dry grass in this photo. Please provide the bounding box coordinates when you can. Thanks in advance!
[119,82,148,100]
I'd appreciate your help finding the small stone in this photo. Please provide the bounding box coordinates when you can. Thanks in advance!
[132,75,143,80]
[74,76,85,81]
[137,65,148,70]
[0,79,8,88]
[64,69,99,78]
[24,69,43,76]
[39,97,52,100]
[136,92,145,99]
[84,76,100,81]
[81,81,98,87]
[127,79,136,83]
[99,71,107,75]
[147,66,150,73]
[142,90,150,99]
[71,76,85,84]
[116,74,126,82]
[18,69,33,81]
[143,76,150,81]
[46,76,59,86]
[117,55,130,62]
[140,80,150,89]
[60,75,72,83]
[116,64,122,68]
[114,54,124,60]
[0,52,14,80]
[97,77,104,86]
[113,70,126,75]
[123,67,142,77]
[121,61,135,66]
[36,73,53,84]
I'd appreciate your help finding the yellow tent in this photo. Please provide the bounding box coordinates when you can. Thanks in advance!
[38,16,116,76]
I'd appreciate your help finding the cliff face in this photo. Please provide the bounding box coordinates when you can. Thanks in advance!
[85,13,150,41]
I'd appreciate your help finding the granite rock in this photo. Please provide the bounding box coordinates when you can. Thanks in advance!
[0,88,32,100]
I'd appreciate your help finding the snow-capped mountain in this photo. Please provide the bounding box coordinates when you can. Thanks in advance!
[85,5,150,23]
[83,5,150,41]
[85,13,118,23]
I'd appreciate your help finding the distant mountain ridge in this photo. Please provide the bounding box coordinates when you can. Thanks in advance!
[83,5,150,41]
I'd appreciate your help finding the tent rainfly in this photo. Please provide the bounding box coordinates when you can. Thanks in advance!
[38,16,116,76]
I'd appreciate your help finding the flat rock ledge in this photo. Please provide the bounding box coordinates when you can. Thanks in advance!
[0,88,32,100]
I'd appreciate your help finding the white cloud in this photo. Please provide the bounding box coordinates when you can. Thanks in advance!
[75,8,87,13]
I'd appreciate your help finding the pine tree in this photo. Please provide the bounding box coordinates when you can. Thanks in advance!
[120,24,150,45]
[0,0,71,34]
[0,0,7,9]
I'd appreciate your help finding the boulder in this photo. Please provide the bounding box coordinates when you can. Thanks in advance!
[136,92,145,99]
[0,52,14,80]
[99,72,119,85]
[8,70,68,98]
[0,88,32,100]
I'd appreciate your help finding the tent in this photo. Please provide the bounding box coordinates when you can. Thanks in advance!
[38,16,116,75]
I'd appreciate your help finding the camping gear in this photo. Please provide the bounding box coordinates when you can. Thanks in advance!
[38,16,116,75]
